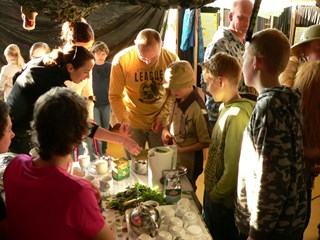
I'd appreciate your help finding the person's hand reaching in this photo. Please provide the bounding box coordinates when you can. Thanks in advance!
[161,128,173,145]
[119,121,131,136]
[122,137,141,156]
[151,117,163,133]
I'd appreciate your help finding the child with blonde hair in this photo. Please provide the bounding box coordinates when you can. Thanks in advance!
[201,52,255,240]
[0,44,25,100]
[29,42,50,60]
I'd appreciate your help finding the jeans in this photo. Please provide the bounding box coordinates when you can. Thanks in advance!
[203,192,239,240]
[94,105,111,156]
[125,128,163,159]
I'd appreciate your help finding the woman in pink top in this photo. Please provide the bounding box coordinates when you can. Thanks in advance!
[3,87,116,240]
[0,100,15,238]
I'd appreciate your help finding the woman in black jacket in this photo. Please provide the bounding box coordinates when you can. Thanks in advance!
[7,46,141,155]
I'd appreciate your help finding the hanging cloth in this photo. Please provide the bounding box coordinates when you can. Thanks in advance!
[180,9,204,63]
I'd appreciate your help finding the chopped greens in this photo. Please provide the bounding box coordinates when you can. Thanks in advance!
[105,183,165,214]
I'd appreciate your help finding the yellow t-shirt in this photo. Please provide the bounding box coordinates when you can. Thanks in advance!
[109,46,179,129]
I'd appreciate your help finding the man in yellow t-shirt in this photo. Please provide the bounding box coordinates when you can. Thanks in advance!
[109,29,179,156]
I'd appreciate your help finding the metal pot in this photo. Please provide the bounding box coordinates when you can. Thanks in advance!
[129,203,161,237]
[132,149,148,175]
[133,159,148,175]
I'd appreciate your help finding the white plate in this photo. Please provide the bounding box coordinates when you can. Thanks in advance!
[125,202,212,240]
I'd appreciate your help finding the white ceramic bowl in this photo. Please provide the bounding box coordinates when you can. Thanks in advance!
[182,211,198,228]
[169,226,185,238]
[175,205,190,218]
[168,217,183,228]
[156,231,173,240]
[160,206,175,224]
[137,233,153,240]
[186,224,203,239]
[177,198,191,208]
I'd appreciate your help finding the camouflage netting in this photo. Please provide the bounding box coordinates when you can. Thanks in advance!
[0,1,168,65]
[11,0,214,21]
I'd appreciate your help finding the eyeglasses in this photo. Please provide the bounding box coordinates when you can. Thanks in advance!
[137,50,160,65]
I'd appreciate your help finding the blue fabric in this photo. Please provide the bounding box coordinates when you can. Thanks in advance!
[180,9,204,62]
[93,104,111,155]
[92,62,111,107]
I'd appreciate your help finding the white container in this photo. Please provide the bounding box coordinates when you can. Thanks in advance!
[156,231,173,240]
[168,217,183,228]
[182,211,198,229]
[186,225,203,239]
[175,205,190,218]
[160,206,175,224]
[148,147,174,189]
[137,233,153,240]
[177,198,191,208]
[99,175,113,192]
[143,200,159,208]
[78,155,90,169]
[169,226,185,239]
[182,234,193,240]
[84,175,99,188]
[94,159,109,175]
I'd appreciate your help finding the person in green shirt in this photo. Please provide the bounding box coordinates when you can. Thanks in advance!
[201,52,255,240]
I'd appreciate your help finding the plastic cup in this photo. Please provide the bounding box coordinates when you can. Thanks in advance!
[78,155,90,169]
[99,175,113,192]
[94,160,109,175]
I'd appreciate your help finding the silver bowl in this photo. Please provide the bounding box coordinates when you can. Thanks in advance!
[133,159,148,175]
[132,149,148,175]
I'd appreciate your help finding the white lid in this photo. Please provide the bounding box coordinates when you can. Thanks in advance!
[186,225,203,236]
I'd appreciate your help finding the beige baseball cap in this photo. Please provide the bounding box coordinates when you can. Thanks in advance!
[163,60,194,89]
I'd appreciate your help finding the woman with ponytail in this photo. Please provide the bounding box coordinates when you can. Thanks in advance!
[7,46,94,154]
[0,44,25,100]
[7,45,140,156]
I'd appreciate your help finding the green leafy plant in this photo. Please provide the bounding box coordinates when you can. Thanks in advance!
[106,183,165,214]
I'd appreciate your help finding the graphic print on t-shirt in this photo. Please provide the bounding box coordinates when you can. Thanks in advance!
[135,67,164,104]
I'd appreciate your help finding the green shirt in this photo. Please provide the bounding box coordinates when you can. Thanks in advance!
[204,98,255,209]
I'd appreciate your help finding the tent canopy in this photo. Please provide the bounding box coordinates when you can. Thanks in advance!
[11,0,215,22]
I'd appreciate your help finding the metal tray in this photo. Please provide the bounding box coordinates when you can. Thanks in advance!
[125,201,212,239]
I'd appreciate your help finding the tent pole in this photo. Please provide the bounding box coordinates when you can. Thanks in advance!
[289,5,297,45]
[193,8,199,84]
[176,9,180,55]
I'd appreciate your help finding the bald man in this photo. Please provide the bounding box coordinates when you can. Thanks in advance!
[109,29,179,157]
[201,0,256,128]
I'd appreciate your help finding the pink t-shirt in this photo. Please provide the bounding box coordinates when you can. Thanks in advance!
[3,154,105,240]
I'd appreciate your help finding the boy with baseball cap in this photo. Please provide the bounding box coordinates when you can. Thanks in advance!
[162,60,211,190]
